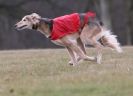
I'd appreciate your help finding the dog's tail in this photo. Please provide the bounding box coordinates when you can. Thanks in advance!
[100,28,123,53]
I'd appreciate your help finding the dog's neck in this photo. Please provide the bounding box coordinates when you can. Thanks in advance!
[33,18,53,38]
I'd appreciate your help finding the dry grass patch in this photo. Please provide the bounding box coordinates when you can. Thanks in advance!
[0,47,133,96]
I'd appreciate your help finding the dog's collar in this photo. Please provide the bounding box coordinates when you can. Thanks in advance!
[32,24,38,30]
[32,18,53,31]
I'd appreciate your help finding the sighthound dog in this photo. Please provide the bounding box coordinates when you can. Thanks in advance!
[15,12,122,66]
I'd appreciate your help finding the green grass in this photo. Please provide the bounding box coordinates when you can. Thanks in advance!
[0,47,133,96]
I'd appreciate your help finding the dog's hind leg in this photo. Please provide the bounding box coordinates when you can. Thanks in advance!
[90,38,103,64]
[81,23,104,64]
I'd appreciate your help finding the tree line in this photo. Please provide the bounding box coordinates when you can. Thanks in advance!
[0,0,132,49]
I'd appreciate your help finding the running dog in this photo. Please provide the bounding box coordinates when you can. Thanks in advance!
[15,12,122,66]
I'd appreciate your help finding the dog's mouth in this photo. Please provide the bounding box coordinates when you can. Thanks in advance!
[15,25,27,30]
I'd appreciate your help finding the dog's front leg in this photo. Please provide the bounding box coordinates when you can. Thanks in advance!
[77,38,86,54]
[68,42,96,62]
[66,46,78,66]
[76,38,86,62]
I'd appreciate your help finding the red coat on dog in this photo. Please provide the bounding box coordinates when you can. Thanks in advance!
[50,12,96,40]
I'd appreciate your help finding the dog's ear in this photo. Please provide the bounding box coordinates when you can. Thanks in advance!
[31,13,41,19]
[30,13,41,24]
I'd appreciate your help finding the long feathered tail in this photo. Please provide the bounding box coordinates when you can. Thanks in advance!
[100,28,123,53]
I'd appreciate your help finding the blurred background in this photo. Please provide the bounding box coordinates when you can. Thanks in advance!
[0,0,132,49]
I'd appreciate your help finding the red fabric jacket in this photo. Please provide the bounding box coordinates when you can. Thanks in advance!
[50,12,96,40]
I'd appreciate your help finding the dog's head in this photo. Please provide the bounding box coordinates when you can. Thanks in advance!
[15,13,41,30]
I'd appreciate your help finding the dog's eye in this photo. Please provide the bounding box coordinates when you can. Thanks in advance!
[23,19,26,21]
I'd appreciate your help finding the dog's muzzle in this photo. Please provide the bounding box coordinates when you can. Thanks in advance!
[14,24,27,30]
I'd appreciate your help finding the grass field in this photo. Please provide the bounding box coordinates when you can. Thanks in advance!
[0,47,133,96]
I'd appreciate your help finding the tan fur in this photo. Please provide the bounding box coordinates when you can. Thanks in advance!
[15,13,122,66]
[101,36,116,49]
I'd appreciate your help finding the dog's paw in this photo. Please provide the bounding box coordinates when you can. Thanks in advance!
[68,61,78,66]
[68,61,73,66]
[96,56,102,64]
